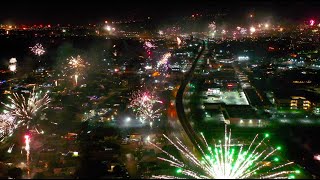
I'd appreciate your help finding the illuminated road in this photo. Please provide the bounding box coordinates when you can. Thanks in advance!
[175,40,207,154]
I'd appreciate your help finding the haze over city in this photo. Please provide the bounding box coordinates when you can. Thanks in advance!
[0,0,320,179]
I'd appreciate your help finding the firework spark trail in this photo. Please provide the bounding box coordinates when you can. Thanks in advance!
[157,53,171,70]
[29,43,45,56]
[130,90,162,125]
[177,37,182,46]
[0,113,16,141]
[67,55,86,70]
[65,55,89,85]
[150,127,297,179]
[2,87,50,131]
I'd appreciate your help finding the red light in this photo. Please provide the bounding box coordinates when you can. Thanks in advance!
[227,84,233,87]
[268,47,275,51]
[148,51,151,55]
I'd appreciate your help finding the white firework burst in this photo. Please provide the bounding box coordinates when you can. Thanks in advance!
[157,52,171,70]
[3,87,50,131]
[65,55,89,85]
[0,113,16,141]
[144,41,156,50]
[29,43,45,56]
[130,90,163,125]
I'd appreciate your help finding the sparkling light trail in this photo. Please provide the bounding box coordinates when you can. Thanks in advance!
[151,127,298,179]
[0,113,16,142]
[130,90,163,126]
[3,87,50,132]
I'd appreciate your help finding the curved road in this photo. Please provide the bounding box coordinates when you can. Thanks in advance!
[175,40,207,154]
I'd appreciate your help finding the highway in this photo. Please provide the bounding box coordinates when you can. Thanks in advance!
[175,40,207,155]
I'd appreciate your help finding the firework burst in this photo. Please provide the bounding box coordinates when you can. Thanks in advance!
[150,126,299,179]
[3,87,50,131]
[130,90,163,125]
[144,41,156,50]
[67,55,87,70]
[29,43,45,56]
[157,52,171,70]
[8,58,17,72]
[0,113,16,141]
[64,55,89,85]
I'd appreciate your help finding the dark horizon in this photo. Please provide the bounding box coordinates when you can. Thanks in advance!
[1,0,320,24]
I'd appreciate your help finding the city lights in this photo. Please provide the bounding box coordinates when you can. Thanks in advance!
[0,3,318,179]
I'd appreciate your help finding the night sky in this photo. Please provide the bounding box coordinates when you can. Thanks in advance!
[1,0,320,24]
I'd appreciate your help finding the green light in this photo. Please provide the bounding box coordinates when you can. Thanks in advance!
[176,168,182,173]
[295,170,301,174]
[274,157,279,162]
[276,146,282,150]
[288,175,295,179]
[265,133,270,138]
[208,147,212,151]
